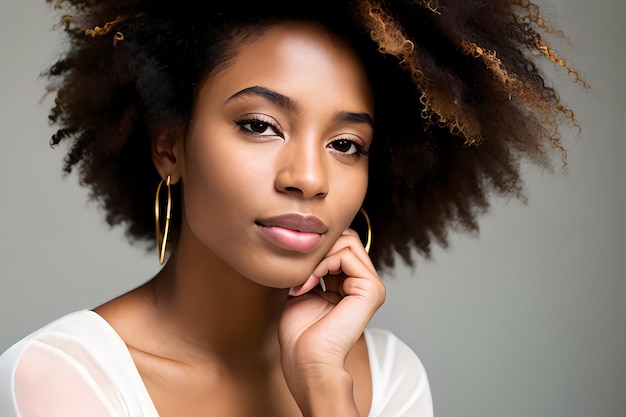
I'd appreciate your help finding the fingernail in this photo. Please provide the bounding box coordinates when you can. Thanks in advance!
[319,277,327,292]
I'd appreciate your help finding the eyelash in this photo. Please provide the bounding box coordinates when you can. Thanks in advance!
[234,115,369,157]
[235,115,284,139]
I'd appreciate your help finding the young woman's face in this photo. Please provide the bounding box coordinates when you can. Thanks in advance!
[178,21,374,288]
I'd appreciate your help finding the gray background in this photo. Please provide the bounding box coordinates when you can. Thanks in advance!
[1,1,624,416]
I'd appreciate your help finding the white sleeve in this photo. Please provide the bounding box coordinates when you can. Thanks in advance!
[0,333,129,417]
[365,329,434,417]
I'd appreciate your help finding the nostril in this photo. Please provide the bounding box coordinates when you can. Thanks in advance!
[284,186,303,194]
[274,158,329,198]
[281,186,326,199]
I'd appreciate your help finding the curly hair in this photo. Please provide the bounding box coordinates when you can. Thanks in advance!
[44,0,583,270]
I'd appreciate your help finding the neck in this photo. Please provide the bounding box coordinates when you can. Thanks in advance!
[146,226,288,363]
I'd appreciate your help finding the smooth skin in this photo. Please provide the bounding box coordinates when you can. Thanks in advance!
[96,21,385,417]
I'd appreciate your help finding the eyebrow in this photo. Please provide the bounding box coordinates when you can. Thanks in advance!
[335,111,374,128]
[226,86,302,114]
[226,85,374,128]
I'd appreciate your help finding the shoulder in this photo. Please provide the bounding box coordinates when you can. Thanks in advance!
[364,328,434,417]
[0,310,153,417]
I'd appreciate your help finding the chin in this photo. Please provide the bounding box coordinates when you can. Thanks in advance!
[233,252,320,290]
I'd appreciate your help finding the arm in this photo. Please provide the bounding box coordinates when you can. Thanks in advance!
[280,229,386,416]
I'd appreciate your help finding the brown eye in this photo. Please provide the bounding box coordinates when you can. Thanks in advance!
[330,139,358,155]
[248,121,270,134]
[235,117,283,138]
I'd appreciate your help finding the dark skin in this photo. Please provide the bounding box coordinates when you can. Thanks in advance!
[95,21,384,417]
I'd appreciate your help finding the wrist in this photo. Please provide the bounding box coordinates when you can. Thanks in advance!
[286,365,360,417]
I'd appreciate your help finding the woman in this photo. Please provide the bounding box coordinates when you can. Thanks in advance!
[0,0,582,415]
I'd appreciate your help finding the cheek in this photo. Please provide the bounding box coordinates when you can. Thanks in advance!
[180,131,278,243]
[182,137,242,228]
[332,167,369,228]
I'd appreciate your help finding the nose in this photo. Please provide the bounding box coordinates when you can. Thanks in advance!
[274,137,328,199]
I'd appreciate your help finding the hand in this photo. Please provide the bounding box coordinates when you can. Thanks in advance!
[279,229,386,415]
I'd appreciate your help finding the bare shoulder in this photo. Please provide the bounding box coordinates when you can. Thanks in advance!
[93,281,156,345]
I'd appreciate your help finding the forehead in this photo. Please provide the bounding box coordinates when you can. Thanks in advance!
[199,21,374,115]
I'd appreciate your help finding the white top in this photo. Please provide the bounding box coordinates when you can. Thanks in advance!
[0,310,433,416]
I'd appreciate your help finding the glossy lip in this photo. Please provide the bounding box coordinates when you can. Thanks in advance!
[256,213,327,253]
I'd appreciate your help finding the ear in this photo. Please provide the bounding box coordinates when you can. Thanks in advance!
[151,114,187,184]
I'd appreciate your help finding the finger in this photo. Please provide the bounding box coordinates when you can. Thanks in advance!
[290,241,375,297]
[311,248,386,343]
[289,270,345,297]
[289,229,374,297]
[311,247,378,293]
[312,247,385,309]
[324,229,376,275]
[288,273,323,297]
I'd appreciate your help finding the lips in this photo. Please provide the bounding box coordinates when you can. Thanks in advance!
[257,213,328,234]
[256,213,327,253]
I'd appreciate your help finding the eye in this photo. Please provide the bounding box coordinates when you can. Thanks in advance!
[328,138,368,156]
[234,114,283,138]
[242,121,275,135]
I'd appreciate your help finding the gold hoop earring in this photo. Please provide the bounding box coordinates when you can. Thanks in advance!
[155,176,172,265]
[359,208,372,254]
